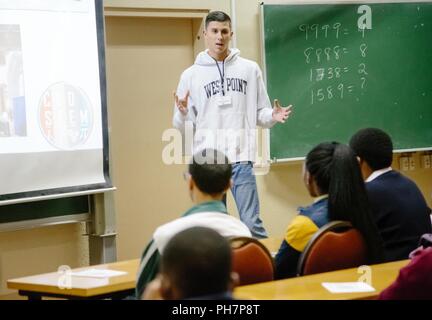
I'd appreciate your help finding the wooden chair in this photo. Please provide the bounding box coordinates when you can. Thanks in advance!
[297,221,368,276]
[229,236,275,286]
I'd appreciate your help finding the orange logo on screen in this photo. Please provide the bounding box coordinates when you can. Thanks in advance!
[39,83,93,150]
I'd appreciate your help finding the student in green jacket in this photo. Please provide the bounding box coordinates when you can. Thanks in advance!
[135,149,251,298]
[142,226,237,300]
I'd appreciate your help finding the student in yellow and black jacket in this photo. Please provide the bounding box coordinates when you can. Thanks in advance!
[274,142,385,279]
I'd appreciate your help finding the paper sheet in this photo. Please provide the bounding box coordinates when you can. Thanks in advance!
[322,282,376,293]
[69,269,127,278]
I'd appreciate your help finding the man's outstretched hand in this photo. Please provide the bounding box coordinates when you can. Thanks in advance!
[272,99,292,123]
[174,91,190,116]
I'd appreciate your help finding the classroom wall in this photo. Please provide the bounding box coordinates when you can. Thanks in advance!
[0,223,89,296]
[107,0,431,258]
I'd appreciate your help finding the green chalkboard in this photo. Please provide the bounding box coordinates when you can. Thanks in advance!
[263,3,432,160]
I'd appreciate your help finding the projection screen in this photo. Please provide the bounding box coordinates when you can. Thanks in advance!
[0,0,112,203]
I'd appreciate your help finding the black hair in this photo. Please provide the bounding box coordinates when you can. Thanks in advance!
[189,149,231,195]
[349,128,393,170]
[161,226,232,298]
[205,11,232,29]
[306,142,385,263]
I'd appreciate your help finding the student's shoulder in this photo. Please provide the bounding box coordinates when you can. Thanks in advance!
[297,199,329,228]
[284,214,319,253]
[368,170,420,191]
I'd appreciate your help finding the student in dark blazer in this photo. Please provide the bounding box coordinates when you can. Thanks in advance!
[350,128,432,261]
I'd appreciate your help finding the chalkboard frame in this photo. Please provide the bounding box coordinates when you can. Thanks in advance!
[260,1,432,162]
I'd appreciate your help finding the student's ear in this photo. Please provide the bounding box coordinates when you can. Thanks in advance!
[159,274,175,300]
[229,178,234,189]
[141,276,163,300]
[188,176,195,191]
[305,170,311,186]
[228,271,240,293]
[304,169,314,191]
[356,157,372,181]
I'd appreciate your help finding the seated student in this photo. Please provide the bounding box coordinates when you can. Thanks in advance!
[349,128,432,261]
[135,149,251,298]
[142,226,237,300]
[379,234,432,300]
[274,142,384,279]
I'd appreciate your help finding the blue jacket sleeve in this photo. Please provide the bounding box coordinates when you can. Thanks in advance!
[274,239,301,279]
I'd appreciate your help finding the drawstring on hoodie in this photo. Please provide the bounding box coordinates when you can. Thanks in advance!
[213,58,226,96]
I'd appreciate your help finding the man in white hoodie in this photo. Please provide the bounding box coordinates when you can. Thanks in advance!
[173,11,292,238]
[135,149,251,299]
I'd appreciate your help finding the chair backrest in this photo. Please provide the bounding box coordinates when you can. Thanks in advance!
[297,221,368,276]
[229,236,275,286]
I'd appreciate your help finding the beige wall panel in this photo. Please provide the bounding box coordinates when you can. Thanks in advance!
[105,17,198,260]
[0,223,88,295]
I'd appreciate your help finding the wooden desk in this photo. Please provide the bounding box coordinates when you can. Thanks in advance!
[234,259,409,300]
[6,238,284,301]
[7,259,140,300]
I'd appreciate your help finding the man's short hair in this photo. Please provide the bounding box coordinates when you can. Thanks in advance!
[349,128,393,170]
[205,11,232,29]
[189,149,231,195]
[161,226,232,298]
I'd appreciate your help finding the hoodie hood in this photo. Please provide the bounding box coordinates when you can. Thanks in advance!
[153,212,251,253]
[195,48,241,66]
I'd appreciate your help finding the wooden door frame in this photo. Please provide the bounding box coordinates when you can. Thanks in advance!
[104,7,207,57]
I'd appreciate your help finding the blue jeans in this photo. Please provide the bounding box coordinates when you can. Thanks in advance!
[227,162,268,239]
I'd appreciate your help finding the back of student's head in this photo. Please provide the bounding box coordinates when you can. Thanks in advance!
[306,142,384,263]
[349,128,393,170]
[160,226,232,299]
[189,149,231,195]
[205,11,232,29]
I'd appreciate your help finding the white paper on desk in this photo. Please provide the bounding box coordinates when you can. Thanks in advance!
[322,282,376,293]
[69,269,127,278]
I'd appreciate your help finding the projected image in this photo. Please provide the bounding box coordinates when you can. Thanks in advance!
[0,24,27,137]
[39,82,93,149]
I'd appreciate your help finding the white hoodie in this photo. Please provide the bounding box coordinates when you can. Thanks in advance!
[173,49,276,163]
